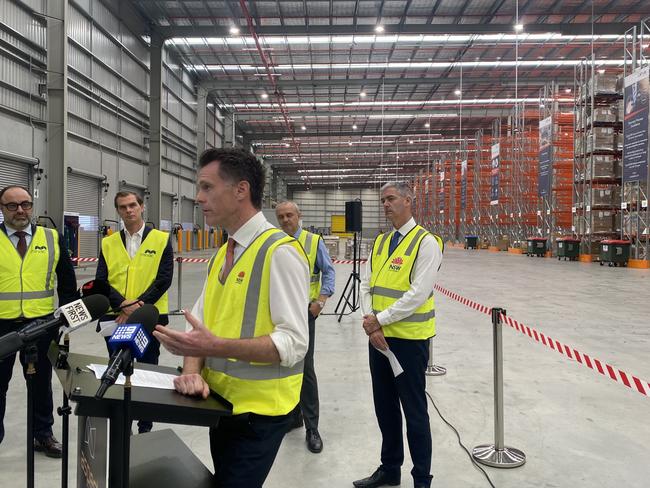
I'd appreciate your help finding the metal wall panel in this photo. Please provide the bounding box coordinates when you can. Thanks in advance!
[66,173,100,257]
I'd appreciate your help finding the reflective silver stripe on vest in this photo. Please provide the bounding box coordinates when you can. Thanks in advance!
[373,308,435,323]
[404,228,426,256]
[371,286,434,299]
[44,229,55,290]
[310,275,320,283]
[303,232,313,255]
[207,254,217,276]
[240,232,288,339]
[376,233,391,256]
[205,357,304,380]
[0,290,55,300]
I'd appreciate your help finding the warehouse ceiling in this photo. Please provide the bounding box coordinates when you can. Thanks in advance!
[129,0,650,189]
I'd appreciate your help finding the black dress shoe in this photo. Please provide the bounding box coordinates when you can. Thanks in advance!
[34,435,63,458]
[306,429,323,453]
[352,468,400,488]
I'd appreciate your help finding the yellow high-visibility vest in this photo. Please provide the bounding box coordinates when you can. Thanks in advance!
[0,226,60,319]
[297,229,322,301]
[203,228,307,416]
[101,229,170,314]
[369,225,443,339]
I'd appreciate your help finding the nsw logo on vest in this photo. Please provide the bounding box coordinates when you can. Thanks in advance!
[389,256,403,272]
[33,245,47,253]
[143,249,157,257]
[235,271,246,284]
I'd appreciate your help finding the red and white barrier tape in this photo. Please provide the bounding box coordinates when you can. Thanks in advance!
[434,283,650,398]
[71,257,99,262]
[176,257,211,263]
[331,259,368,265]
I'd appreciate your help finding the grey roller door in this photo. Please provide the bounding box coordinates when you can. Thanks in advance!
[181,198,194,230]
[161,194,173,231]
[0,160,30,224]
[67,173,100,257]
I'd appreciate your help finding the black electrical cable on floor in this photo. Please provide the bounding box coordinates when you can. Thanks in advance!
[426,391,497,488]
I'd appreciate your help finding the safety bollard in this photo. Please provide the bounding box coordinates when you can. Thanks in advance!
[425,337,446,376]
[472,307,526,468]
[169,257,184,315]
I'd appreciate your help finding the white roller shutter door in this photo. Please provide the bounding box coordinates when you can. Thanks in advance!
[161,194,173,231]
[67,173,100,257]
[181,198,194,230]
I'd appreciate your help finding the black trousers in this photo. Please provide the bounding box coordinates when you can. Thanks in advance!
[0,319,57,444]
[209,412,292,488]
[369,337,433,487]
[100,314,168,432]
[298,311,319,430]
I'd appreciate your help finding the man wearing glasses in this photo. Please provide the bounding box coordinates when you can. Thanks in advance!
[0,185,78,457]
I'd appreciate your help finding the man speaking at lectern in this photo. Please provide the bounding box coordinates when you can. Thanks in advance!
[154,148,309,488]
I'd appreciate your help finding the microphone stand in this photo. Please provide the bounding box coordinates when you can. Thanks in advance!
[55,334,72,488]
[121,358,134,488]
[25,342,38,488]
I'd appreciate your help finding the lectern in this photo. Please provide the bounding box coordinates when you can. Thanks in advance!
[49,344,231,488]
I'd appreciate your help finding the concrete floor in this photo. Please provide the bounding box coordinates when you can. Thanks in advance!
[1,247,649,487]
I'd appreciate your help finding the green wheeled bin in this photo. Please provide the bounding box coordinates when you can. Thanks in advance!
[556,238,581,261]
[599,240,631,267]
[526,237,547,257]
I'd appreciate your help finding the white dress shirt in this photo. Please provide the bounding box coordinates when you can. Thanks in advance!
[188,212,310,367]
[124,222,145,258]
[4,222,33,248]
[360,217,443,326]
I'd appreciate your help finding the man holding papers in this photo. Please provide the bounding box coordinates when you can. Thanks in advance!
[356,181,443,488]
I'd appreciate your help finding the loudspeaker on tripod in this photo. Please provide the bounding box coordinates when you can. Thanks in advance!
[345,201,362,232]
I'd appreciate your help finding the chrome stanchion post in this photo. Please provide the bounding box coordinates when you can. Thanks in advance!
[472,307,526,468]
[170,257,184,315]
[425,337,446,376]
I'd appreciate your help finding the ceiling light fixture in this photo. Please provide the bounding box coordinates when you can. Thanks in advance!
[229,26,240,36]
[454,89,461,96]
[360,91,367,98]
[424,122,430,128]
[375,25,385,33]
[352,124,358,130]
[261,93,268,99]
[514,24,524,32]
[301,125,307,130]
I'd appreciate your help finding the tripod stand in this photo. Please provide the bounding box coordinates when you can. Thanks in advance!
[333,232,362,322]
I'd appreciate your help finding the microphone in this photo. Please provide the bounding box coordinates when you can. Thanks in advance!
[0,295,110,359]
[95,304,159,399]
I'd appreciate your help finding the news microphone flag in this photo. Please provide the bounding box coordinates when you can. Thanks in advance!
[108,324,151,360]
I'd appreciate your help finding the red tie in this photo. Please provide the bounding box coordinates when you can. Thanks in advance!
[14,231,27,259]
[219,238,236,284]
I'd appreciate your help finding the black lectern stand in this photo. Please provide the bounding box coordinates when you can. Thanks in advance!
[49,344,231,488]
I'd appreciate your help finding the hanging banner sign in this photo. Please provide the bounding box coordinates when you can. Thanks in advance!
[538,116,553,197]
[490,143,500,205]
[623,66,650,183]
[460,160,468,210]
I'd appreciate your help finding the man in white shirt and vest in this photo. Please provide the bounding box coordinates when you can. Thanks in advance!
[95,190,174,433]
[354,181,443,488]
[154,148,310,488]
[0,185,79,457]
[276,200,336,453]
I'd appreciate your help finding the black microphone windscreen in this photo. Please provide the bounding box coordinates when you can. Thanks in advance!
[82,294,111,320]
[81,279,111,298]
[126,304,159,334]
